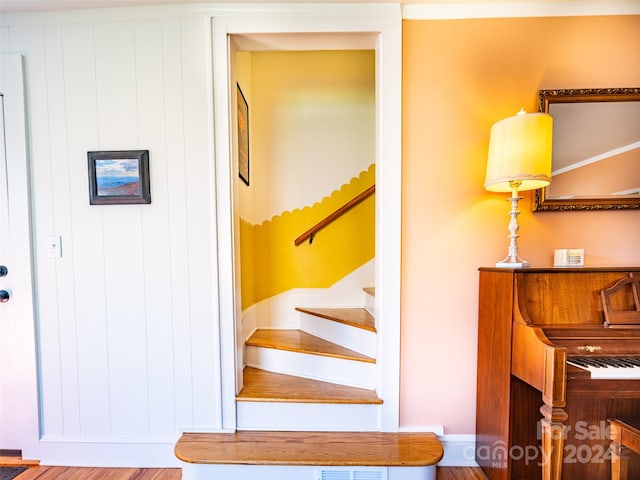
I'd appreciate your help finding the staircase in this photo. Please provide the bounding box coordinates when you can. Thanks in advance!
[175,284,443,479]
[236,288,384,431]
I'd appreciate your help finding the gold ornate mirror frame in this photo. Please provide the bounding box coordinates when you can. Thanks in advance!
[533,87,640,212]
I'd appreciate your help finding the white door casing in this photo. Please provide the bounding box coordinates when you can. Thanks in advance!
[0,53,40,459]
[210,4,402,432]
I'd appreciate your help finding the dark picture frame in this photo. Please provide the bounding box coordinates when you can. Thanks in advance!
[88,150,151,205]
[237,83,250,186]
[533,87,640,212]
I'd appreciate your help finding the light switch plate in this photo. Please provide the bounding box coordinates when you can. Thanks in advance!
[48,235,62,258]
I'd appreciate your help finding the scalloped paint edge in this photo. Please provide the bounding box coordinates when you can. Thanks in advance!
[239,164,375,308]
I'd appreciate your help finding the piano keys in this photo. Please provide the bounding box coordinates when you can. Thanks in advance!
[475,267,640,480]
[567,357,640,380]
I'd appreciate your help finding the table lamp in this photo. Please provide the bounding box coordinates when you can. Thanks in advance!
[485,108,553,267]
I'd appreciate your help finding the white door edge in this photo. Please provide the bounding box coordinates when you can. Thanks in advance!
[0,53,40,460]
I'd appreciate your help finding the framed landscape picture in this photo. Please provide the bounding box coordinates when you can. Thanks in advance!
[237,83,250,186]
[88,150,151,205]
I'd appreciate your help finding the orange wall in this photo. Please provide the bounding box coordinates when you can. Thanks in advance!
[401,15,640,434]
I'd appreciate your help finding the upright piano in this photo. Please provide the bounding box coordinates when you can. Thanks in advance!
[476,267,640,480]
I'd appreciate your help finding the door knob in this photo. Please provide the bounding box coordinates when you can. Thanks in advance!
[0,265,7,277]
[0,290,9,303]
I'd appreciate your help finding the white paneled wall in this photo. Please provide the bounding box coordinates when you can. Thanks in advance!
[1,10,220,466]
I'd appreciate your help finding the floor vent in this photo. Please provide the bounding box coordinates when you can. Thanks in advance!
[317,467,386,480]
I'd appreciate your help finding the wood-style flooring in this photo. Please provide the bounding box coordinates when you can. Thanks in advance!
[10,466,181,479]
[438,467,488,479]
[5,465,486,479]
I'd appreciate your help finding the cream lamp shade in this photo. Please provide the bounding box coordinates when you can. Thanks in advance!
[485,108,553,268]
[485,108,553,192]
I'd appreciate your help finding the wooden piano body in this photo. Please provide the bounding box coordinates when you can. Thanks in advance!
[476,267,640,480]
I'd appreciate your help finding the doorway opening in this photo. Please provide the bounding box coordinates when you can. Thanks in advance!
[210,12,402,432]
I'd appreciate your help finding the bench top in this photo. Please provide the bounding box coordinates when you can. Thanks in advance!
[175,431,443,467]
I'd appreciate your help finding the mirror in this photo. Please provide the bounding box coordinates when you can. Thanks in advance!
[533,87,640,211]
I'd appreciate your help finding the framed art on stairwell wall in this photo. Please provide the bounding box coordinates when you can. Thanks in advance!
[237,83,250,186]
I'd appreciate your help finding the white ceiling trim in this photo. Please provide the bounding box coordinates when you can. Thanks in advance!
[0,3,402,26]
[403,1,640,20]
[2,1,640,20]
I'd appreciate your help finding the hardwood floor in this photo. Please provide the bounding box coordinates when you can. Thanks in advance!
[8,466,181,479]
[3,464,486,479]
[437,467,488,479]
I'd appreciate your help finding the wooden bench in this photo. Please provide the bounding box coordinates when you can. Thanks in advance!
[175,431,443,480]
[609,417,640,480]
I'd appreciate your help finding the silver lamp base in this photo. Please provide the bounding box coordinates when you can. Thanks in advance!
[495,260,530,268]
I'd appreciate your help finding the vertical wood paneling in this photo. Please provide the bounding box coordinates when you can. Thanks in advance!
[161,18,194,431]
[102,207,149,435]
[0,28,8,47]
[180,17,219,429]
[94,22,138,147]
[2,9,220,450]
[134,19,177,436]
[61,23,111,436]
[43,24,82,436]
[94,21,150,436]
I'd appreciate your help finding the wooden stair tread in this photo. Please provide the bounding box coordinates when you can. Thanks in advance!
[363,287,375,297]
[237,367,382,404]
[175,431,443,466]
[0,456,39,466]
[247,329,375,363]
[295,307,376,332]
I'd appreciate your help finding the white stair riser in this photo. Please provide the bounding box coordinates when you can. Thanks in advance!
[299,312,377,359]
[365,291,376,321]
[245,346,376,389]
[236,401,381,431]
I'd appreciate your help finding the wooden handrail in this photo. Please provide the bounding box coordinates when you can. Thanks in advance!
[294,185,375,246]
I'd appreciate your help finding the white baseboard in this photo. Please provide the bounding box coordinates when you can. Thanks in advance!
[37,432,477,469]
[437,434,478,467]
[398,425,445,437]
[396,428,476,467]
[38,435,182,468]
